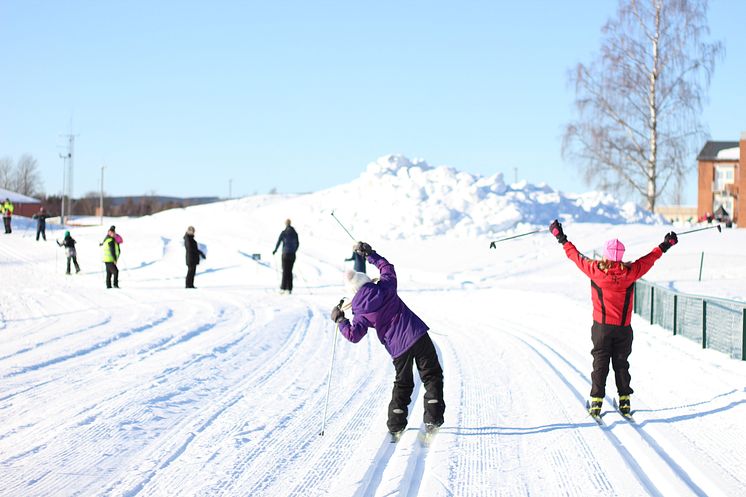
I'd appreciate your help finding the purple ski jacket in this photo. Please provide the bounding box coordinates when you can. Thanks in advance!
[338,252,429,359]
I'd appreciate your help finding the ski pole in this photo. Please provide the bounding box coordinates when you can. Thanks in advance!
[296,266,314,295]
[489,229,545,248]
[677,224,721,236]
[330,210,356,242]
[320,299,344,436]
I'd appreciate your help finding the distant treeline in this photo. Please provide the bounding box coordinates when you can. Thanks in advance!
[40,194,220,217]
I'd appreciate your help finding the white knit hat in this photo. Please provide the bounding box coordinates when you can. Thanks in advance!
[345,269,372,296]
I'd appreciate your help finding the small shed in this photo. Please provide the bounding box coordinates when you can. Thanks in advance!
[0,187,42,217]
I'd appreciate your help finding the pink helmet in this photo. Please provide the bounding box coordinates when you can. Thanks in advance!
[603,238,625,262]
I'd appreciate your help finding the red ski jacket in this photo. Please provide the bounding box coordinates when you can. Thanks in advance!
[563,241,663,328]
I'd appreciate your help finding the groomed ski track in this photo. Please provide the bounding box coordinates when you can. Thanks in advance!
[2,229,746,496]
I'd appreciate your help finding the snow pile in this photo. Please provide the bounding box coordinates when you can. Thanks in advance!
[304,155,663,240]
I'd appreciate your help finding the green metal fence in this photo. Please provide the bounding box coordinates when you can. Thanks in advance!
[634,280,746,360]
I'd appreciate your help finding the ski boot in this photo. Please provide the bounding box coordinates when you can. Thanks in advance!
[389,428,405,443]
[420,422,441,446]
[618,395,631,415]
[588,397,603,417]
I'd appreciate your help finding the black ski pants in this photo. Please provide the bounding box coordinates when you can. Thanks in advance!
[186,264,197,288]
[387,333,445,433]
[590,322,633,398]
[3,217,10,233]
[36,225,46,241]
[105,262,119,288]
[66,256,80,274]
[281,253,296,292]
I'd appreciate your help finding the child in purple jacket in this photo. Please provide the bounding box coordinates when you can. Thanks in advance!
[331,242,445,440]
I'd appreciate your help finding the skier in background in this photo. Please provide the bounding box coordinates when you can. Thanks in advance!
[549,219,677,417]
[272,219,299,294]
[331,242,445,441]
[2,198,13,234]
[32,206,50,241]
[101,227,121,288]
[57,230,81,274]
[345,246,367,274]
[184,225,206,289]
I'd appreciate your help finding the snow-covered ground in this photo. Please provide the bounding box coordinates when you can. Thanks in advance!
[2,157,746,497]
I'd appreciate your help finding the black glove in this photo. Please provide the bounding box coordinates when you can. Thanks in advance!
[272,249,276,255]
[659,231,678,253]
[549,219,567,244]
[354,241,373,257]
[331,305,346,323]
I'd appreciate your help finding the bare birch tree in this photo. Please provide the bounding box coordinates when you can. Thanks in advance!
[562,0,723,211]
[0,156,14,190]
[15,154,43,196]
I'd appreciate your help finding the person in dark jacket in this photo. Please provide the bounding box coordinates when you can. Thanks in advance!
[272,219,299,294]
[32,207,51,241]
[550,219,677,416]
[345,247,367,274]
[184,226,206,289]
[101,228,120,288]
[331,242,445,440]
[57,230,81,274]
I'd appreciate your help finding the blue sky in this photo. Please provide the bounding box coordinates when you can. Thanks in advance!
[1,0,743,204]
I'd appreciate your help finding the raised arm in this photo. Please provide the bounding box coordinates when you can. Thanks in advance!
[628,232,675,280]
[562,241,597,278]
[550,220,596,278]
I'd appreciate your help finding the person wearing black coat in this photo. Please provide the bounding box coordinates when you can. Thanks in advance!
[345,249,367,273]
[57,230,81,274]
[32,207,51,241]
[272,219,299,294]
[184,226,206,289]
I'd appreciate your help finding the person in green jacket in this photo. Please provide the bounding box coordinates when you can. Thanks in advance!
[101,227,121,288]
[2,198,13,234]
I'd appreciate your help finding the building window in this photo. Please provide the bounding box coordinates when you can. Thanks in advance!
[714,165,735,191]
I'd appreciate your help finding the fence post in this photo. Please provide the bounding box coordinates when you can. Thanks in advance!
[673,295,678,336]
[650,286,655,325]
[698,252,704,282]
[742,308,746,361]
[702,300,707,349]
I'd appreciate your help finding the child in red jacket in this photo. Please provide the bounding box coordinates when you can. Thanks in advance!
[549,219,677,416]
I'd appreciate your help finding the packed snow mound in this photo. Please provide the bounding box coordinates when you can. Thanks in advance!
[303,155,663,240]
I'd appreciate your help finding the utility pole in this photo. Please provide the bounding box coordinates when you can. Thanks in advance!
[58,152,70,222]
[100,165,106,225]
[514,167,518,184]
[228,178,233,199]
[59,132,77,224]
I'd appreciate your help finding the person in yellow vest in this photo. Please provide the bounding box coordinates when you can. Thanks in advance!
[2,198,13,234]
[101,227,121,288]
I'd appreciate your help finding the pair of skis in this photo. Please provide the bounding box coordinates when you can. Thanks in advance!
[586,398,635,424]
[390,424,440,446]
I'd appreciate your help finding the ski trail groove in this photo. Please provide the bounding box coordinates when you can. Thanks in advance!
[501,323,710,497]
